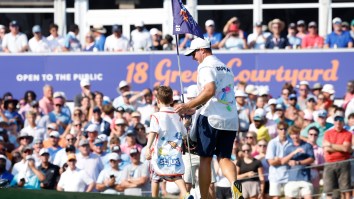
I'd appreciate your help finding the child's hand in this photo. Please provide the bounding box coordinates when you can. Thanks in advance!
[145,149,152,160]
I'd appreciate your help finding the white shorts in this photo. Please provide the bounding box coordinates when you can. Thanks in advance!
[182,153,216,184]
[284,181,313,198]
[269,182,286,196]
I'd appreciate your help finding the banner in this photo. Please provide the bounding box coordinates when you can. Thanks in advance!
[0,51,351,101]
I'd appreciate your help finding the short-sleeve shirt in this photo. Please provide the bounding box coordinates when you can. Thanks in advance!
[104,35,130,52]
[223,37,245,50]
[121,162,150,192]
[203,32,222,46]
[96,168,123,193]
[57,168,94,192]
[130,29,152,51]
[197,55,238,131]
[323,128,352,162]
[76,153,104,181]
[325,31,353,48]
[300,122,333,147]
[301,34,324,48]
[38,163,60,189]
[48,111,71,134]
[2,32,28,53]
[94,35,106,51]
[236,158,262,182]
[28,36,51,53]
[149,106,186,176]
[284,141,314,182]
[47,35,65,52]
[247,32,270,49]
[64,32,81,52]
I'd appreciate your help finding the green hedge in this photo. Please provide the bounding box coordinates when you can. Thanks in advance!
[0,188,154,199]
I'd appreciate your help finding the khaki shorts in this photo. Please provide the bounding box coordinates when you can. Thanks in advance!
[284,181,313,198]
[241,181,260,198]
[182,153,216,184]
[323,161,351,193]
[269,182,286,196]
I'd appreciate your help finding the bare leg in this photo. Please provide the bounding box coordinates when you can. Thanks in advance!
[208,183,216,199]
[200,157,213,199]
[186,183,192,192]
[175,178,188,198]
[218,157,237,184]
[151,181,160,198]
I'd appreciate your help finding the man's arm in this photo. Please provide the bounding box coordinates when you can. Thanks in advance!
[127,176,148,186]
[268,157,282,166]
[86,182,95,192]
[281,147,304,165]
[323,140,352,153]
[28,160,45,181]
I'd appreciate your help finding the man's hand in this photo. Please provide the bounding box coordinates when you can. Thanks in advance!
[145,149,152,160]
[293,148,304,154]
[174,103,191,115]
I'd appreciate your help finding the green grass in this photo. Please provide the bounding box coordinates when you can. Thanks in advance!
[0,188,154,199]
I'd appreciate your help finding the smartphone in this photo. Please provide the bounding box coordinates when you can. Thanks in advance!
[110,175,115,179]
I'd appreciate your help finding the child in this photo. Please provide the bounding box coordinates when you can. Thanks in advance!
[145,86,193,199]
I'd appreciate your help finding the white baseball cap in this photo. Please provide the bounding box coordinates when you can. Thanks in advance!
[49,131,60,138]
[268,98,277,105]
[332,17,342,24]
[39,148,50,156]
[119,80,129,89]
[234,90,248,98]
[184,38,211,56]
[135,21,144,27]
[80,79,90,87]
[322,84,335,94]
[245,85,259,95]
[205,19,215,27]
[86,124,99,132]
[108,153,121,161]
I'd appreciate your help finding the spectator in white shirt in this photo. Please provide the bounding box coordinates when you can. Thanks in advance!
[21,111,45,140]
[0,25,6,52]
[2,20,28,53]
[96,153,124,194]
[47,23,65,52]
[28,25,50,53]
[247,22,270,49]
[104,25,130,52]
[130,21,152,51]
[57,154,95,192]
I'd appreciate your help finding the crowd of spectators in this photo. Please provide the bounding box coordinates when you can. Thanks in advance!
[1,16,354,53]
[0,77,353,198]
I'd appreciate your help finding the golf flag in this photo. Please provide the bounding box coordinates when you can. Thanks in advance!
[172,0,204,38]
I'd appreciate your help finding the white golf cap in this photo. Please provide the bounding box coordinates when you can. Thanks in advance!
[268,98,277,105]
[119,80,129,89]
[86,124,99,132]
[135,21,144,27]
[80,78,90,87]
[258,88,269,96]
[184,38,211,56]
[322,84,335,94]
[245,85,258,95]
[205,19,215,27]
[115,118,126,125]
[299,81,309,86]
[108,153,121,161]
[39,148,50,156]
[332,17,342,24]
[234,90,248,98]
[149,28,161,35]
[98,134,108,142]
[49,131,60,138]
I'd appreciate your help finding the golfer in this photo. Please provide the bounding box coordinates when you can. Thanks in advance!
[175,37,242,199]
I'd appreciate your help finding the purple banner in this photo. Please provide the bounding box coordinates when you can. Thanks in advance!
[0,51,351,101]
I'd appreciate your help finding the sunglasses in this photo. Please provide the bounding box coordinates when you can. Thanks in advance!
[67,138,76,141]
[246,136,253,139]
[309,133,318,136]
[334,117,344,122]
[55,104,62,107]
[47,128,54,130]
[20,137,31,140]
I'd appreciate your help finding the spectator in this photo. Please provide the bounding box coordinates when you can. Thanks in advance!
[44,131,62,160]
[161,34,175,50]
[179,33,193,49]
[82,31,95,51]
[76,139,104,181]
[74,78,94,108]
[247,21,270,49]
[101,104,115,124]
[57,154,95,192]
[223,17,246,38]
[281,125,314,199]
[236,143,265,199]
[21,111,45,139]
[104,24,130,52]
[296,20,307,39]
[136,88,155,127]
[311,83,322,97]
[47,23,64,52]
[325,17,353,48]
[287,23,302,49]
[86,107,110,136]
[84,124,99,150]
[219,23,247,50]
[341,21,350,32]
[343,80,354,109]
[249,108,271,142]
[110,144,130,170]
[134,123,147,147]
[39,84,54,115]
[53,92,71,119]
[301,21,324,49]
[297,81,311,111]
[121,131,142,155]
[350,19,354,40]
[306,127,325,195]
[323,112,352,199]
[303,96,316,118]
[235,90,251,138]
[38,148,60,189]
[96,153,124,194]
[265,121,291,199]
[300,109,333,146]
[91,25,106,51]
[112,80,144,110]
[32,138,43,166]
[3,98,23,130]
[321,84,335,110]
[203,19,222,49]
[245,85,258,110]
[47,97,70,134]
[255,139,270,198]
[53,134,78,167]
[0,25,6,52]
[130,21,151,51]
[121,148,150,196]
[2,20,28,53]
[18,90,37,120]
[13,132,33,154]
[265,19,290,49]
[149,28,163,50]
[63,24,81,52]
[0,154,13,184]
[92,138,108,163]
[266,99,278,121]
[28,25,50,53]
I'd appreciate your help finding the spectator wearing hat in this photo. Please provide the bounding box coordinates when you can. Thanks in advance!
[13,131,33,154]
[10,153,45,190]
[112,81,149,110]
[45,131,62,161]
[287,23,302,49]
[249,108,271,142]
[101,104,115,125]
[136,88,155,127]
[53,134,78,167]
[302,97,316,121]
[47,97,70,134]
[149,28,163,50]
[3,98,22,130]
[300,109,333,147]
[111,118,128,145]
[85,107,111,136]
[93,138,108,164]
[305,127,325,195]
[76,139,104,181]
[28,25,50,53]
[350,19,354,40]
[0,24,6,52]
[247,21,270,49]
[321,84,335,110]
[74,78,94,108]
[274,103,294,127]
[63,24,81,52]
[32,138,44,166]
[53,91,71,119]
[203,19,222,49]
[301,21,324,49]
[38,84,54,115]
[265,121,291,199]
[104,24,130,52]
[82,31,95,51]
[120,130,142,155]
[266,98,278,121]
[57,154,95,192]
[18,90,37,120]
[130,20,151,51]
[130,111,142,129]
[325,17,353,48]
[96,153,124,194]
[245,85,258,110]
[21,111,45,140]
[223,17,246,38]
[121,148,150,195]
[84,123,99,150]
[110,143,130,170]
[37,148,60,189]
[235,90,251,138]
[47,23,65,52]
[281,125,315,199]
[296,20,307,39]
[91,24,106,51]
[219,22,247,50]
[343,80,354,109]
[342,21,350,32]
[2,20,28,53]
[322,112,352,199]
[12,146,34,176]
[0,154,13,184]
[297,81,310,111]
[265,19,290,49]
